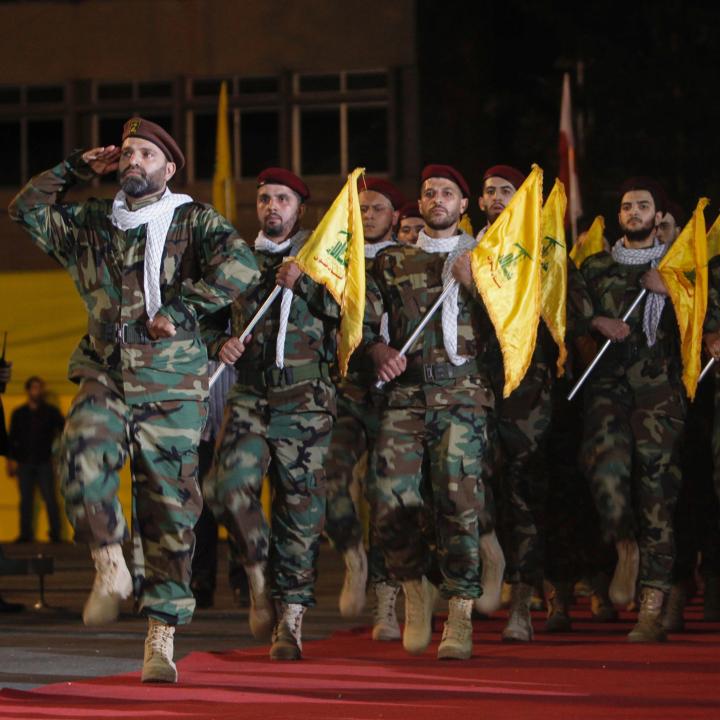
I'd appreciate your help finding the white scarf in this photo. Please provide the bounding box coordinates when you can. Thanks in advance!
[417,229,477,365]
[110,188,192,319]
[610,237,668,346]
[254,230,308,368]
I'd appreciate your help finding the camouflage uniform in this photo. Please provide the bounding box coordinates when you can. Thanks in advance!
[368,238,496,599]
[579,250,685,593]
[202,231,341,607]
[9,152,259,624]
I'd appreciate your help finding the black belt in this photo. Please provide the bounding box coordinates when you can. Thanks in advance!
[88,319,196,345]
[403,357,483,384]
[236,362,332,389]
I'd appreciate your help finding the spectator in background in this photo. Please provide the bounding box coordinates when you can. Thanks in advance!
[7,376,64,543]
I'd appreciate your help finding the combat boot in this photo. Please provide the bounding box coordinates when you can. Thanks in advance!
[502,582,534,642]
[590,572,618,622]
[402,576,437,655]
[545,580,572,633]
[703,574,720,621]
[141,618,177,683]
[662,580,688,632]
[475,530,505,614]
[437,597,474,660]
[339,542,367,618]
[270,603,305,661]
[371,581,401,641]
[83,543,132,626]
[628,586,667,642]
[609,538,639,607]
[246,563,274,640]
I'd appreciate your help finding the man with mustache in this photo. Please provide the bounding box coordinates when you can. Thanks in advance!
[367,165,498,660]
[202,168,342,661]
[579,178,685,642]
[324,177,405,639]
[8,117,260,682]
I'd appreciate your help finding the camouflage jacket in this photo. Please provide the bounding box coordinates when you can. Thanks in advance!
[580,250,683,389]
[203,229,341,415]
[368,235,495,409]
[9,151,260,404]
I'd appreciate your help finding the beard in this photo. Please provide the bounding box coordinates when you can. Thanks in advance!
[262,211,300,240]
[425,211,459,231]
[621,216,656,243]
[119,166,165,198]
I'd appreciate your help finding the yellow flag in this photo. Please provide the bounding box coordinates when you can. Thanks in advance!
[657,198,709,400]
[295,168,366,376]
[707,213,720,260]
[541,179,568,376]
[459,213,474,237]
[570,215,605,268]
[471,164,543,397]
[212,81,236,224]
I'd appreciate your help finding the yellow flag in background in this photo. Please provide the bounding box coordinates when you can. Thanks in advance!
[212,81,236,224]
[470,164,543,397]
[295,168,366,376]
[541,179,568,376]
[570,215,605,268]
[459,213,474,237]
[657,197,709,400]
[707,213,720,260]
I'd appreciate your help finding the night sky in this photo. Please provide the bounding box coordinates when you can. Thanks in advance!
[417,0,720,236]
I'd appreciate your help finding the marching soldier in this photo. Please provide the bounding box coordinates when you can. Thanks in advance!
[9,118,260,682]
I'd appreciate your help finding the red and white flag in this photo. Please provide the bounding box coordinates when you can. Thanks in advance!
[559,72,582,243]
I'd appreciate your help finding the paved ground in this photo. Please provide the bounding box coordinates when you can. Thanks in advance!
[0,540,374,690]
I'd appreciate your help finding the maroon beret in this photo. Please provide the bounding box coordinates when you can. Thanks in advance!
[421,164,470,198]
[618,176,667,214]
[358,177,406,210]
[397,201,423,221]
[482,165,526,191]
[257,167,310,201]
[122,117,185,170]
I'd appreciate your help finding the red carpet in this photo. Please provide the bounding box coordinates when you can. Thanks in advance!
[2,600,719,720]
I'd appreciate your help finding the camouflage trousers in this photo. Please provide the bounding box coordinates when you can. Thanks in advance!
[580,373,686,592]
[372,404,492,599]
[496,361,553,586]
[60,378,205,625]
[324,391,394,586]
[203,395,331,606]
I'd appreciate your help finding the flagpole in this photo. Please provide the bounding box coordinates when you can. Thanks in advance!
[699,357,716,384]
[566,289,647,401]
[374,281,457,390]
[209,285,283,389]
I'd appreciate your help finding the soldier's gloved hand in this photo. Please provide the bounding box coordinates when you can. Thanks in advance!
[640,269,668,295]
[147,315,177,340]
[369,343,407,382]
[591,316,630,343]
[219,335,252,365]
[451,252,474,290]
[276,261,303,290]
[704,331,720,360]
[81,146,121,176]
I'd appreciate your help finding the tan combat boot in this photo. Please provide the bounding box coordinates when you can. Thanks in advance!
[437,597,474,660]
[662,580,688,632]
[83,543,133,626]
[141,618,177,683]
[502,582,534,642]
[590,572,618,622]
[609,538,639,607]
[545,580,572,633]
[270,602,306,661]
[628,586,667,642]
[339,542,368,618]
[246,563,275,640]
[371,581,401,641]
[474,531,506,615]
[402,577,437,655]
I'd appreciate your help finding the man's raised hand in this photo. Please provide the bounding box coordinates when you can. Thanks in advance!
[81,146,121,176]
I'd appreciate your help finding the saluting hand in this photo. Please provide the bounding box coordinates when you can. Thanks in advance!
[370,343,407,382]
[219,335,252,365]
[81,146,121,176]
[276,261,303,290]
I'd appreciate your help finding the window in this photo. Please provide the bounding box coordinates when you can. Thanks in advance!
[239,77,278,95]
[240,111,279,177]
[300,108,341,175]
[27,119,64,176]
[0,87,21,105]
[346,72,388,91]
[0,121,21,185]
[27,85,65,104]
[347,106,388,173]
[298,74,340,93]
[97,83,133,101]
[193,112,217,180]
